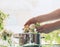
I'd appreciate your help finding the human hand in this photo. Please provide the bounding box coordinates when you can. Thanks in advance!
[36,21,60,33]
[24,9,60,26]
[24,17,39,26]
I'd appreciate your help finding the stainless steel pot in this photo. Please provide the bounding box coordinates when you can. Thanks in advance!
[19,33,41,47]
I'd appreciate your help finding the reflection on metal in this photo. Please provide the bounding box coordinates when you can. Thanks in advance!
[14,33,43,47]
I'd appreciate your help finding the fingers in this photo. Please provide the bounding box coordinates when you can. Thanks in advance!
[36,25,52,33]
[36,25,49,33]
[24,17,37,26]
[36,26,45,33]
[36,24,52,33]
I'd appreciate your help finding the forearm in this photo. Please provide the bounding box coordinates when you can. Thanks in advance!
[50,21,60,30]
[42,21,60,33]
[35,9,60,23]
[24,9,60,26]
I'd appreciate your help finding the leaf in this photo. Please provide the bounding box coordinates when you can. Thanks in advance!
[0,10,8,31]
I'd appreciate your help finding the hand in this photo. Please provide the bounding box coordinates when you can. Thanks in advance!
[24,9,60,33]
[24,17,38,26]
[36,21,60,33]
[36,24,53,33]
[24,9,60,26]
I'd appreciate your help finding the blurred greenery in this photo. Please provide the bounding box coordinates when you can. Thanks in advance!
[0,10,8,31]
[35,22,40,27]
[41,29,60,47]
[41,29,60,44]
[0,45,7,47]
[42,44,60,47]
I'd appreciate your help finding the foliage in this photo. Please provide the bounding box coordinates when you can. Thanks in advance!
[1,30,12,40]
[0,10,13,47]
[0,30,13,47]
[41,29,60,44]
[0,10,8,31]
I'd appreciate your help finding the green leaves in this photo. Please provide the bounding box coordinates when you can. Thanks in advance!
[0,23,4,31]
[1,30,12,40]
[42,29,60,44]
[44,34,51,41]
[35,22,40,27]
[0,10,8,31]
